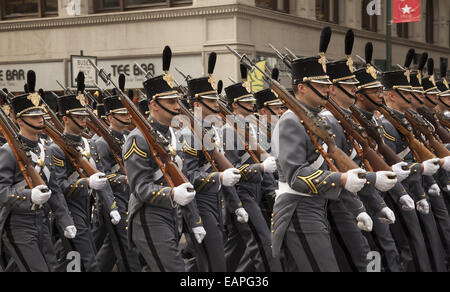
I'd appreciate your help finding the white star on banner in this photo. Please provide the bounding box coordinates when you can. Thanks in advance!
[402,4,412,14]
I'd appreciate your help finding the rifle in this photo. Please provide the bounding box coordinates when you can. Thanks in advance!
[41,92,65,133]
[325,98,395,174]
[350,105,405,166]
[0,106,48,210]
[56,80,73,95]
[135,62,154,80]
[284,47,297,59]
[177,99,236,172]
[85,106,126,174]
[218,99,269,163]
[227,45,366,173]
[268,44,292,69]
[417,107,450,143]
[378,105,437,163]
[404,110,450,159]
[89,60,193,191]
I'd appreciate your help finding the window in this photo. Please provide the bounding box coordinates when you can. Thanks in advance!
[362,0,377,32]
[255,0,289,13]
[0,0,57,19]
[94,0,191,12]
[397,23,408,39]
[425,0,434,44]
[316,0,339,23]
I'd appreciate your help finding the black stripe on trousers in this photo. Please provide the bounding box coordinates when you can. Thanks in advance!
[386,194,421,272]
[139,209,165,272]
[5,227,30,272]
[292,210,320,272]
[327,209,359,272]
[247,219,271,272]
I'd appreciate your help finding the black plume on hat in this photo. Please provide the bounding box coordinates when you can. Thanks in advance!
[404,49,415,69]
[27,70,36,93]
[24,84,29,93]
[217,80,223,95]
[320,26,332,54]
[428,58,435,76]
[240,64,247,81]
[38,88,44,96]
[345,29,354,56]
[418,53,428,72]
[76,72,85,93]
[119,74,126,92]
[208,52,217,75]
[128,89,134,100]
[365,43,373,64]
[163,46,172,72]
[272,68,279,81]
[441,59,448,79]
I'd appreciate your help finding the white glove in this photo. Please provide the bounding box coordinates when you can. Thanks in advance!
[391,162,411,183]
[377,207,396,224]
[416,199,430,214]
[110,210,121,225]
[399,195,415,211]
[442,156,450,172]
[222,168,241,187]
[375,171,398,192]
[262,156,277,174]
[192,227,207,244]
[31,185,51,205]
[357,212,373,232]
[422,158,441,176]
[235,208,249,223]
[173,183,196,206]
[89,172,108,190]
[344,168,367,193]
[64,225,77,239]
[427,184,441,197]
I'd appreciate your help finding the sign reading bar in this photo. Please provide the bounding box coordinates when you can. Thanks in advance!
[70,55,98,89]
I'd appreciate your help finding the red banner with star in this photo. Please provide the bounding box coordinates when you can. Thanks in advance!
[393,0,421,24]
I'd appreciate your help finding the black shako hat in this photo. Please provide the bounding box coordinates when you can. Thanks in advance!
[12,70,45,118]
[354,42,383,91]
[291,27,332,85]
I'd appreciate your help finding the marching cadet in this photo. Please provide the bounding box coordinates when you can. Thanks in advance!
[254,80,283,227]
[378,65,448,272]
[352,46,434,271]
[222,77,282,272]
[322,30,402,272]
[124,69,203,272]
[49,75,121,272]
[94,90,141,272]
[0,81,76,272]
[271,27,371,272]
[179,72,243,272]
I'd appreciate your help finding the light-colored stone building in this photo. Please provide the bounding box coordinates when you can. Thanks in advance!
[0,0,448,92]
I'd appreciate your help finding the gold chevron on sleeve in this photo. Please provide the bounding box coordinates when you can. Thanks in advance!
[124,138,148,160]
[53,155,64,167]
[182,140,198,157]
[297,170,324,194]
[382,127,396,142]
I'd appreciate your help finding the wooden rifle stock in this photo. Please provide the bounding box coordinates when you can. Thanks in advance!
[325,99,394,173]
[0,107,48,210]
[378,105,436,163]
[404,110,450,159]
[44,122,99,177]
[85,107,126,174]
[417,107,450,143]
[350,105,404,166]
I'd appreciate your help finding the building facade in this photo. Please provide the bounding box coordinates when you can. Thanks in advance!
[0,0,448,92]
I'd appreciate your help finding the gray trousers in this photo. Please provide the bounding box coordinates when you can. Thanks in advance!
[2,210,57,272]
[284,196,340,272]
[131,206,185,272]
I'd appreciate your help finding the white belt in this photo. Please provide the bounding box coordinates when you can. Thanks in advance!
[278,181,313,198]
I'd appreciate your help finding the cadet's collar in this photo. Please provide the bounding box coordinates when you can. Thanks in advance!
[356,106,374,120]
[301,102,322,115]
[0,136,6,145]
[148,114,170,135]
[388,106,405,118]
[64,131,82,143]
[123,129,130,136]
[19,135,39,149]
[40,133,49,140]
[110,127,125,140]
